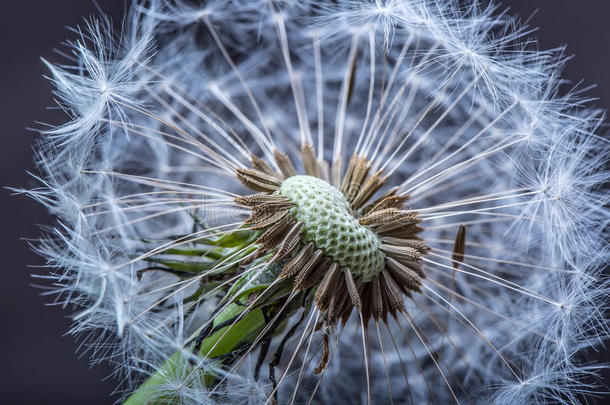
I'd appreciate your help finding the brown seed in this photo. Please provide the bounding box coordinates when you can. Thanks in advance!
[290,249,323,288]
[371,276,385,321]
[378,224,425,239]
[452,224,466,270]
[314,263,340,312]
[385,257,422,292]
[273,149,297,178]
[236,168,282,192]
[279,242,315,279]
[294,256,333,290]
[359,208,404,226]
[339,290,357,324]
[362,193,410,215]
[394,257,425,278]
[352,171,389,209]
[271,222,304,263]
[255,214,293,249]
[246,209,291,230]
[340,155,358,194]
[360,282,373,323]
[329,281,349,324]
[249,201,295,219]
[381,237,430,253]
[344,268,362,312]
[345,156,371,202]
[380,268,406,313]
[363,186,398,209]
[301,143,319,177]
[372,210,420,231]
[381,244,422,262]
[234,193,291,207]
[250,154,277,177]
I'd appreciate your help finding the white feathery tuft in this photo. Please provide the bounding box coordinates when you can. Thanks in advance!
[22,0,609,403]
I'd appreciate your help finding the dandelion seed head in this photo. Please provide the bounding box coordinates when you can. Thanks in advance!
[280,175,385,281]
[22,0,610,403]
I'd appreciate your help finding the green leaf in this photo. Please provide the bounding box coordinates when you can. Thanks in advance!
[123,307,267,405]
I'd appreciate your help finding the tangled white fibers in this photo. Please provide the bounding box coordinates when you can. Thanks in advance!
[21,1,610,404]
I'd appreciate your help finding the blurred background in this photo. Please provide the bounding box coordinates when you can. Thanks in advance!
[1,1,608,403]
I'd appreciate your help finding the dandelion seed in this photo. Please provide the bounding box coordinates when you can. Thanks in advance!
[21,0,609,404]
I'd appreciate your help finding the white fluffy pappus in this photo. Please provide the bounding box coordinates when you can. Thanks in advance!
[22,0,610,404]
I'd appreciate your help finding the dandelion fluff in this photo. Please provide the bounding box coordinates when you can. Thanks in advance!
[24,0,609,404]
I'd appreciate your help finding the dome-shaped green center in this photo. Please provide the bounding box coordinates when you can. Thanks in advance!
[280,175,384,282]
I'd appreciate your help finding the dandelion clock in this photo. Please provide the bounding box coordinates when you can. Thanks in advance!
[21,1,610,404]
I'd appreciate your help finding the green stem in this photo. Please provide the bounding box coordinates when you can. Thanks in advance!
[123,307,266,405]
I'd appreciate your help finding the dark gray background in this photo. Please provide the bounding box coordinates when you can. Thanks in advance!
[1,1,608,404]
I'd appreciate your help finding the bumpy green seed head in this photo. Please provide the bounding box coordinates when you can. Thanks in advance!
[280,175,384,282]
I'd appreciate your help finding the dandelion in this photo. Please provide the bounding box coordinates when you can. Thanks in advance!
[23,0,609,404]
